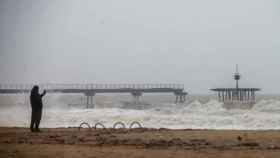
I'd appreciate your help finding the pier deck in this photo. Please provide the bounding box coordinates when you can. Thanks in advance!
[0,84,188,108]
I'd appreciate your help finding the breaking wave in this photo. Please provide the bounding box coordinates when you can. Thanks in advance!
[1,95,280,130]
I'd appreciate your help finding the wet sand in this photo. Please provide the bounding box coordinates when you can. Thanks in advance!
[1,127,280,158]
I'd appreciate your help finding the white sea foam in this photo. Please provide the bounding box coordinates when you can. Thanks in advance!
[1,95,280,130]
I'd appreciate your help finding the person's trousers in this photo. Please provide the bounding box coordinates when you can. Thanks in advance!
[30,109,42,131]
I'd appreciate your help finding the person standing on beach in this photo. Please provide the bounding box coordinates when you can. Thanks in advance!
[30,85,46,132]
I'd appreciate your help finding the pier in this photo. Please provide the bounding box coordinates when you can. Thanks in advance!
[210,65,261,107]
[0,84,188,108]
[210,88,260,104]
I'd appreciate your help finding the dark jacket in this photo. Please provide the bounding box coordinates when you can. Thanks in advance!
[30,86,46,111]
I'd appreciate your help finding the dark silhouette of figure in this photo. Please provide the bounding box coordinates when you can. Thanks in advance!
[30,85,46,132]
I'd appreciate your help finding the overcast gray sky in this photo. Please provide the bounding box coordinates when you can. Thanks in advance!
[0,0,279,94]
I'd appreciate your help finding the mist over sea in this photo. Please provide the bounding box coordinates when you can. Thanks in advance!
[0,94,280,130]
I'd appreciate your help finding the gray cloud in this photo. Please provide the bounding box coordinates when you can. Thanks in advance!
[0,0,279,94]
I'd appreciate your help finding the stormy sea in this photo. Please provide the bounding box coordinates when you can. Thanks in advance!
[0,94,279,130]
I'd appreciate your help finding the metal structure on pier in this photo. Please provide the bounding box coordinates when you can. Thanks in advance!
[210,65,261,108]
[0,83,188,108]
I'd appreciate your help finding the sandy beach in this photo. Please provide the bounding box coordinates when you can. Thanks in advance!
[1,127,280,158]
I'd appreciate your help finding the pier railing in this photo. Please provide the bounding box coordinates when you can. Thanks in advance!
[0,84,184,90]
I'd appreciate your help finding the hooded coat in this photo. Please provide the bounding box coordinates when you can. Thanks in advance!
[30,86,44,111]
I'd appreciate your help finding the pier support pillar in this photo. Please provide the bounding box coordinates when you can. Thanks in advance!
[131,91,142,104]
[174,92,187,103]
[85,93,95,108]
[252,90,255,103]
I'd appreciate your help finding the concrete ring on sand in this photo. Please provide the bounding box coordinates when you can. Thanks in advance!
[129,121,143,129]
[94,122,106,129]
[113,122,126,129]
[78,122,91,131]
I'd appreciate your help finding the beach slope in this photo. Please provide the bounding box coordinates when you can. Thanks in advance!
[1,127,280,158]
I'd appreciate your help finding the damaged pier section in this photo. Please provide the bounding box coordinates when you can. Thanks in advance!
[210,88,260,104]
[211,65,261,107]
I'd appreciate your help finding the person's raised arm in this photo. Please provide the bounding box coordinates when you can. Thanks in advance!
[40,90,46,97]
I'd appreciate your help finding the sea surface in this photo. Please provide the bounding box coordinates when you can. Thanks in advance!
[0,94,280,130]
